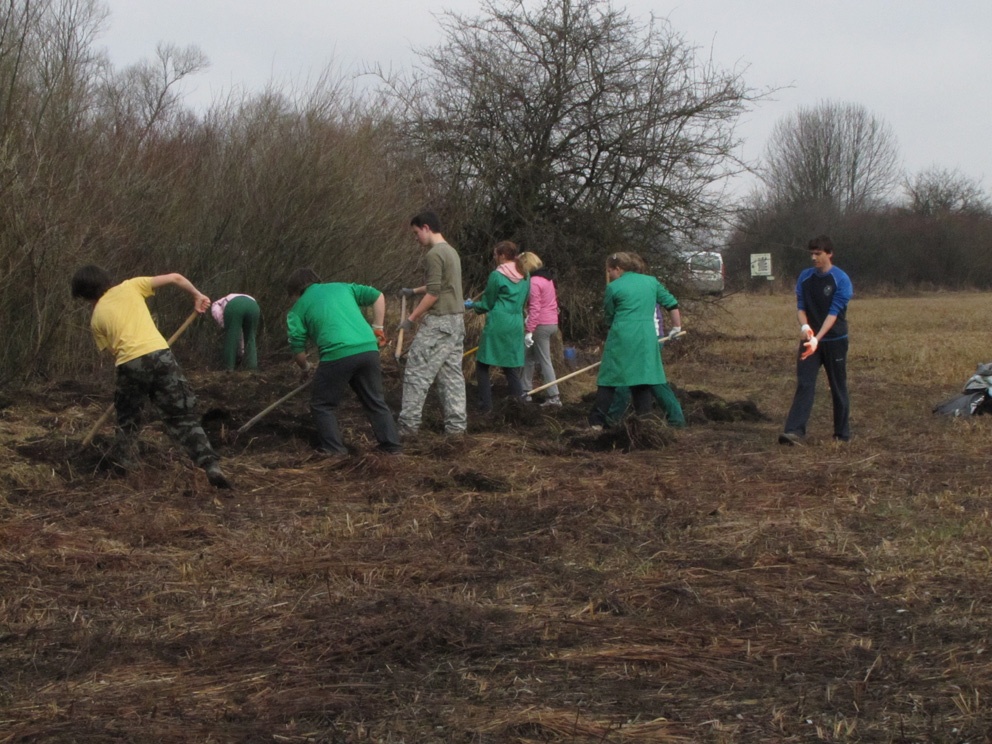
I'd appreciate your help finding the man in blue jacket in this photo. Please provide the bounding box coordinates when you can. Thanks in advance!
[779,235,854,445]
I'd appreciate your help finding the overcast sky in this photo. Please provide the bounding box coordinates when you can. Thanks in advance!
[97,0,991,198]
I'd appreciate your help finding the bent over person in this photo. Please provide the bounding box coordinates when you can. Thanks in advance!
[779,234,853,445]
[287,268,401,456]
[210,293,260,370]
[396,211,467,435]
[71,265,231,488]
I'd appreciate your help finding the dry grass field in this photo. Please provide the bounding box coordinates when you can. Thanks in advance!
[2,291,992,743]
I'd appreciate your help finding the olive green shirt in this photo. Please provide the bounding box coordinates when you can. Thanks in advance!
[424,241,463,316]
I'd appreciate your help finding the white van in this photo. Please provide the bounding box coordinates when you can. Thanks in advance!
[686,251,725,296]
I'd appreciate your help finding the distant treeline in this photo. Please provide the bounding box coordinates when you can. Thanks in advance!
[725,204,992,293]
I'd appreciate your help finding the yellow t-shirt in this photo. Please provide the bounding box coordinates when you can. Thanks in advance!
[91,277,169,366]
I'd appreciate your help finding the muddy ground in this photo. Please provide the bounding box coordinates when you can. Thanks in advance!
[1,341,991,742]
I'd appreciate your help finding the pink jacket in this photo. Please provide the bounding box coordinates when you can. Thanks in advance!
[525,274,559,332]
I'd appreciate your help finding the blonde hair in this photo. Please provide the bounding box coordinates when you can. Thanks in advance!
[605,252,643,272]
[516,251,544,275]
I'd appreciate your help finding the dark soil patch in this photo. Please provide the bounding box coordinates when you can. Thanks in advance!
[3,357,988,743]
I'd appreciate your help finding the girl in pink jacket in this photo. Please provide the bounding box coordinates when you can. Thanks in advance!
[517,252,561,406]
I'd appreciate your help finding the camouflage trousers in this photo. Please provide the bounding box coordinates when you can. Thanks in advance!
[113,349,218,468]
[399,313,467,434]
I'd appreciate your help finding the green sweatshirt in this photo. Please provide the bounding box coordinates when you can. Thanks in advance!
[287,282,381,362]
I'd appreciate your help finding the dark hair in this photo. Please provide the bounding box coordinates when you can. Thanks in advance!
[808,235,834,254]
[410,210,443,233]
[493,240,519,261]
[286,268,321,296]
[71,265,113,301]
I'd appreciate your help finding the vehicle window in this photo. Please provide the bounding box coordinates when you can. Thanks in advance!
[690,254,722,272]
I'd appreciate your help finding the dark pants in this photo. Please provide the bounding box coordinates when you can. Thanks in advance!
[475,362,524,412]
[606,384,686,427]
[311,351,401,454]
[222,296,260,370]
[114,349,218,467]
[784,337,850,441]
[589,385,654,427]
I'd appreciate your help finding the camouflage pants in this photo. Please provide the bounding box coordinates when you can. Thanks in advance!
[113,349,218,468]
[399,314,467,434]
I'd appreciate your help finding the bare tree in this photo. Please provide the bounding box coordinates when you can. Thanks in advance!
[383,0,759,285]
[99,42,208,139]
[904,166,991,217]
[761,101,900,213]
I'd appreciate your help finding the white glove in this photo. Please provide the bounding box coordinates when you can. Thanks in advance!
[800,323,814,340]
[668,326,682,339]
[801,335,818,360]
[524,332,534,348]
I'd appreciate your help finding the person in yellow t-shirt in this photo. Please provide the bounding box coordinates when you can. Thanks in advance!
[71,265,231,488]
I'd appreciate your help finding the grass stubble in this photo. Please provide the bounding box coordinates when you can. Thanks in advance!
[1,291,991,742]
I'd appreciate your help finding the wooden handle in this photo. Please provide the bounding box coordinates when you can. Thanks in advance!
[395,294,407,361]
[237,379,312,435]
[526,332,686,397]
[528,361,601,396]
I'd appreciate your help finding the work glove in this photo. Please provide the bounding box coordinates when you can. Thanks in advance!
[801,335,818,361]
[373,327,388,348]
[399,287,416,297]
[299,361,314,383]
[667,326,682,340]
[524,332,534,348]
[464,299,474,309]
[800,323,814,341]
[397,318,414,332]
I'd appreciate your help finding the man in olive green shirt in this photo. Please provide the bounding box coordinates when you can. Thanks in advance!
[396,211,467,435]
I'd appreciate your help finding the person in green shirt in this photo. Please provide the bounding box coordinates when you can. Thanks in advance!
[468,240,530,413]
[287,268,401,456]
[588,252,682,429]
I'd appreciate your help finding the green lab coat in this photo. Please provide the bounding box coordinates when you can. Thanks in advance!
[474,269,529,368]
[596,272,678,387]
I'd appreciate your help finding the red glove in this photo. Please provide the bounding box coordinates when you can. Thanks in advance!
[374,328,388,348]
[800,336,818,360]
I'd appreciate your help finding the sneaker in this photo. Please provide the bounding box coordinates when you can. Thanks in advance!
[777,432,803,446]
[522,395,533,403]
[540,396,562,408]
[398,425,419,439]
[204,462,232,489]
[588,424,604,432]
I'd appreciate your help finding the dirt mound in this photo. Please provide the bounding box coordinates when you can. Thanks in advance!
[680,387,767,424]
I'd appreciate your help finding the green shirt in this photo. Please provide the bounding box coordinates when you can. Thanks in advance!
[287,283,381,362]
[425,241,463,316]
